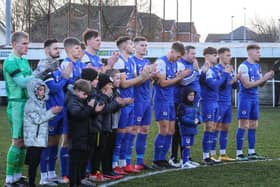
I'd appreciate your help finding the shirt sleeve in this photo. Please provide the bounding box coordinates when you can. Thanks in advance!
[155,59,166,75]
[206,68,214,79]
[113,58,125,70]
[81,54,90,64]
[238,64,249,77]
[177,61,185,72]
[60,60,71,70]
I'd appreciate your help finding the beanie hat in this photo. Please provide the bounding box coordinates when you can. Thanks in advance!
[98,73,113,89]
[81,68,98,81]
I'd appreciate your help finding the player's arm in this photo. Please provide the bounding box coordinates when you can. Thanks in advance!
[180,69,198,86]
[156,60,190,87]
[119,73,145,88]
[6,63,33,88]
[238,64,272,89]
[204,69,228,89]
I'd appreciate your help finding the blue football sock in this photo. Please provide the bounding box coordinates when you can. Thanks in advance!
[153,134,166,161]
[182,147,190,163]
[40,147,50,173]
[248,129,256,150]
[202,131,212,153]
[236,128,245,151]
[164,135,172,159]
[49,145,58,172]
[119,133,127,161]
[136,133,147,165]
[125,133,136,165]
[113,132,125,163]
[220,130,228,151]
[211,130,219,152]
[60,147,69,177]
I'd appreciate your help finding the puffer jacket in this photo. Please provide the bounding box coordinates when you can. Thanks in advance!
[177,87,202,136]
[24,78,55,147]
[99,92,122,132]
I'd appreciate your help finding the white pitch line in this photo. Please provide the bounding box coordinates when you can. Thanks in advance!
[98,157,280,187]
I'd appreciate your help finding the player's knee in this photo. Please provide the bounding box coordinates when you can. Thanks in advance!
[159,125,169,135]
[204,122,215,132]
[221,124,229,131]
[13,138,24,148]
[168,128,175,135]
[128,126,138,134]
[140,126,149,134]
[239,120,249,129]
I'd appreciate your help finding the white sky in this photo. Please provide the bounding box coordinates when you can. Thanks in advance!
[150,0,280,41]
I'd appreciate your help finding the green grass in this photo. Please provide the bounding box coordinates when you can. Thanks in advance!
[1,106,280,186]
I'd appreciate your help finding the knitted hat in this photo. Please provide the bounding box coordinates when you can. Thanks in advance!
[81,68,98,81]
[98,73,113,89]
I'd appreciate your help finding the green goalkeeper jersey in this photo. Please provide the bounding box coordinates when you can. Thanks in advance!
[3,53,33,101]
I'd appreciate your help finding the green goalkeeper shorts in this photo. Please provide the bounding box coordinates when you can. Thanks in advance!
[7,101,26,139]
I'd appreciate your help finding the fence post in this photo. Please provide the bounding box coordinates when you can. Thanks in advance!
[272,79,275,107]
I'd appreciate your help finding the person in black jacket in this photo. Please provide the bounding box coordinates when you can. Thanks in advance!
[65,79,99,187]
[81,68,107,181]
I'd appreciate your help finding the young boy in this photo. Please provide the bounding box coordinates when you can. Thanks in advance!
[177,87,201,168]
[106,69,133,176]
[92,73,130,180]
[24,79,62,187]
[81,68,107,182]
[65,79,94,187]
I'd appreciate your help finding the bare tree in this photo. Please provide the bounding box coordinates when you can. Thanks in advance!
[250,15,279,42]
[0,1,5,23]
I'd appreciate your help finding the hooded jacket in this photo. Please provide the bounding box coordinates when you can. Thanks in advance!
[177,87,202,136]
[24,78,55,147]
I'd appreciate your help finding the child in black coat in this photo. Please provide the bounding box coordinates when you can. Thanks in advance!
[65,79,95,187]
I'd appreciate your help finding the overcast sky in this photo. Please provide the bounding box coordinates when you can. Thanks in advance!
[150,0,280,41]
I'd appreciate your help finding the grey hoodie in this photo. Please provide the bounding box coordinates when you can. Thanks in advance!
[24,78,55,147]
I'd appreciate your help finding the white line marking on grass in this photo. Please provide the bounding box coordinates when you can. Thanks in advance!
[99,158,280,187]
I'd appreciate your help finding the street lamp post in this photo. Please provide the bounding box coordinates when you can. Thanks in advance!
[278,19,280,42]
[231,16,234,42]
[5,0,11,45]
[243,7,246,42]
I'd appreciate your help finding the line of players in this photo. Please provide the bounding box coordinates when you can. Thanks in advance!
[3,29,274,187]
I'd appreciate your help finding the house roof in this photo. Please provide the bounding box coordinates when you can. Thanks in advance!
[138,12,162,40]
[205,34,230,42]
[162,20,176,31]
[205,26,257,42]
[176,22,197,34]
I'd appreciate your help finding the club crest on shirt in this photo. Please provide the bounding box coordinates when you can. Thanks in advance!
[186,137,191,144]
[49,126,55,132]
[137,116,142,122]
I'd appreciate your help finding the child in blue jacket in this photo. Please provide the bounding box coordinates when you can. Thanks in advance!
[177,87,202,168]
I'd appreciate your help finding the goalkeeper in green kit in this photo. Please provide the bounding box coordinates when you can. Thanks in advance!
[3,31,33,187]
